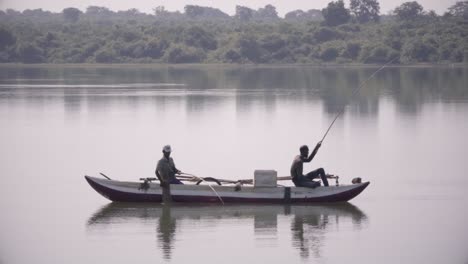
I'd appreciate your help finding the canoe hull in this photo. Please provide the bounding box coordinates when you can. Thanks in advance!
[85,175,369,204]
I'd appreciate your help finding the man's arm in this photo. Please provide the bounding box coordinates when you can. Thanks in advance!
[155,169,162,181]
[156,167,169,188]
[155,161,163,182]
[171,158,181,174]
[305,141,322,162]
[156,162,168,187]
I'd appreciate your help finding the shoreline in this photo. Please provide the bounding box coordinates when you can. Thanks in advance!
[0,62,466,69]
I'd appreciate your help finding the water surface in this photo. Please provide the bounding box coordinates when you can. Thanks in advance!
[0,64,467,264]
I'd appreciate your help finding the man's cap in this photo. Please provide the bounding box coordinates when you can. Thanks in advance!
[300,145,309,151]
[163,145,172,152]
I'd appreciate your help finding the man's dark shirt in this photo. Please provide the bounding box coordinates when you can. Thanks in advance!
[156,156,178,183]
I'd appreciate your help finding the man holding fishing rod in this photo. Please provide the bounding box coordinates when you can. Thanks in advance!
[290,141,329,188]
[289,57,397,188]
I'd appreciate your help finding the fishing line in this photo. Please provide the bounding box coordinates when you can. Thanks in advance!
[320,56,399,143]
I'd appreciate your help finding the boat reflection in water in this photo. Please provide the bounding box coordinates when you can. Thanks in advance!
[289,204,366,259]
[87,203,367,261]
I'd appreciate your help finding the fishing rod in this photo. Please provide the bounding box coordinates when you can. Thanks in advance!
[320,56,399,143]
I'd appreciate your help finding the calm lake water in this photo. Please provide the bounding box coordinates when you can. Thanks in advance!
[0,64,467,264]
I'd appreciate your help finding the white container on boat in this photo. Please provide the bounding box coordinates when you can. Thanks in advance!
[254,170,277,187]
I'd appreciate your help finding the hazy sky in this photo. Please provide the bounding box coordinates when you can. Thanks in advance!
[0,0,458,16]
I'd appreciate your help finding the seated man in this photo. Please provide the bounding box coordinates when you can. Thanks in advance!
[155,145,183,186]
[290,142,329,188]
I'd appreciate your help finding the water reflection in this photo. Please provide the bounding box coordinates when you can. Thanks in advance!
[87,203,367,261]
[291,203,367,259]
[157,205,176,260]
[1,65,467,118]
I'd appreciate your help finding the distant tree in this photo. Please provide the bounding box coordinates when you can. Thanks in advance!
[307,9,325,21]
[224,49,241,63]
[184,5,204,18]
[322,0,351,26]
[384,26,403,50]
[337,23,361,32]
[238,35,261,62]
[86,6,113,16]
[120,30,141,42]
[82,41,101,59]
[125,41,145,58]
[23,9,52,17]
[361,44,394,63]
[1,3,467,64]
[183,26,217,50]
[165,44,205,63]
[144,39,168,59]
[285,10,306,21]
[314,27,342,42]
[394,1,424,20]
[439,41,462,61]
[426,10,438,18]
[95,49,116,63]
[154,6,167,16]
[401,38,437,62]
[153,6,183,19]
[285,9,323,21]
[62,7,82,23]
[184,5,229,19]
[45,32,55,42]
[6,9,21,16]
[285,10,303,19]
[350,0,380,23]
[235,5,254,22]
[17,43,45,63]
[447,1,468,19]
[206,7,230,19]
[261,34,285,52]
[38,32,59,49]
[256,4,279,20]
[61,48,87,63]
[321,46,339,61]
[118,8,141,16]
[343,42,361,59]
[0,28,16,50]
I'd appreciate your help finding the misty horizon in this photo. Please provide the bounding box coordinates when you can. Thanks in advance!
[0,0,459,16]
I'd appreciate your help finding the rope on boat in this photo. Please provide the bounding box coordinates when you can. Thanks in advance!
[320,56,399,143]
[180,172,225,205]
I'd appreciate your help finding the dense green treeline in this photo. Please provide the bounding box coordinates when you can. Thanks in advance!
[0,1,467,64]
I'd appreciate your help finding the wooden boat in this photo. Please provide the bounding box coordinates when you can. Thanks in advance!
[84,175,370,203]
